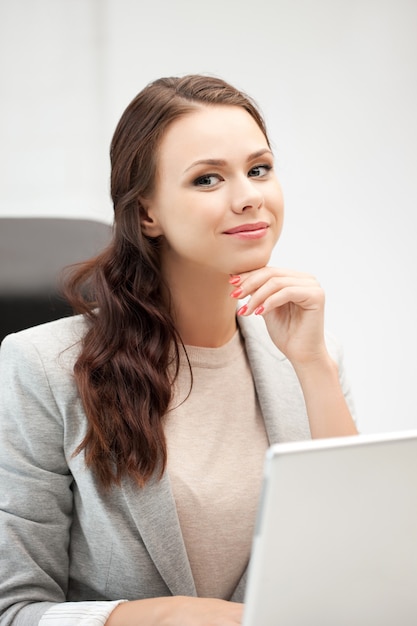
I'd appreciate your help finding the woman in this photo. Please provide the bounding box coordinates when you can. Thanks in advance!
[0,75,357,626]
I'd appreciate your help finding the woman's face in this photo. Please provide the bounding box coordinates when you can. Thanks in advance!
[141,104,284,278]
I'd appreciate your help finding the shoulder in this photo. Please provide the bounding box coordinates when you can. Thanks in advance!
[1,314,87,351]
[0,315,88,381]
[0,316,91,440]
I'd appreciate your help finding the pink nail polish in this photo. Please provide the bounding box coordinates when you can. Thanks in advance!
[229,275,241,285]
[237,304,248,316]
[255,305,265,315]
[230,287,243,298]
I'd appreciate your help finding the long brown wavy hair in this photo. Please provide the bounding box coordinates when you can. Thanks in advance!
[65,74,270,488]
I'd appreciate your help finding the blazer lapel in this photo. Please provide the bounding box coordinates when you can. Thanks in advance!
[238,315,311,444]
[121,469,197,597]
[227,317,311,604]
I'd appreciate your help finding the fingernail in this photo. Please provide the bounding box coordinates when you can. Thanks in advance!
[237,304,248,316]
[229,275,241,285]
[255,305,265,315]
[230,287,243,298]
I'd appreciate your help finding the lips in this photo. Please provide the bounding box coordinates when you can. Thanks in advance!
[223,222,269,234]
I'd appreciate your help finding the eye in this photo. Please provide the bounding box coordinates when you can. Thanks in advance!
[193,173,222,187]
[248,164,272,178]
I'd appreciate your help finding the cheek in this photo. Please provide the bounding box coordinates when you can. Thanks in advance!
[270,180,284,208]
[269,186,285,221]
[178,194,225,230]
[158,205,211,249]
[266,185,284,241]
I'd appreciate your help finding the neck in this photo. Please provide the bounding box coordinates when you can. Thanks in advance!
[162,263,238,348]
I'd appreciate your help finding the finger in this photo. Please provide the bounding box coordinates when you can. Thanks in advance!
[230,266,316,288]
[232,275,320,311]
[238,285,324,316]
[266,285,324,311]
[230,269,318,300]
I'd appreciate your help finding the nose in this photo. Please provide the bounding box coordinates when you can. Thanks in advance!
[230,176,263,214]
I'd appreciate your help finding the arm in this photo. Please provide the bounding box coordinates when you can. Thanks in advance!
[0,333,125,626]
[290,352,358,438]
[105,597,243,626]
[230,268,358,438]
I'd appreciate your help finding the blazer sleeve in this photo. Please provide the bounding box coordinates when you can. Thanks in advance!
[0,333,123,626]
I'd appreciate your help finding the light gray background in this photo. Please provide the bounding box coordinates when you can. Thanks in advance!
[1,0,416,434]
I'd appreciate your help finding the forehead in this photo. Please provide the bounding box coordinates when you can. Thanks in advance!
[157,105,268,164]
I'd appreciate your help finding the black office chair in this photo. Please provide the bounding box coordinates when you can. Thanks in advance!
[0,217,112,342]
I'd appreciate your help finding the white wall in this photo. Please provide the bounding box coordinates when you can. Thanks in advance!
[1,0,416,434]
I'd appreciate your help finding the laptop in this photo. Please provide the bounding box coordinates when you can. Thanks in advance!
[242,430,417,626]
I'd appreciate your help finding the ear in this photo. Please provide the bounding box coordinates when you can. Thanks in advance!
[139,197,163,238]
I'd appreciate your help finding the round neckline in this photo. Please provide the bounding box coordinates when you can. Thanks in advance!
[180,330,244,368]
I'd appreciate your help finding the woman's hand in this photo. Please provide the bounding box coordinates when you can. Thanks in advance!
[230,267,358,438]
[230,267,327,368]
[106,596,243,626]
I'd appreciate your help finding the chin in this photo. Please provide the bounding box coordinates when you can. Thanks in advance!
[230,252,273,275]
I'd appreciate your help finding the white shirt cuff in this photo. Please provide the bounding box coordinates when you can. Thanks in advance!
[39,600,127,626]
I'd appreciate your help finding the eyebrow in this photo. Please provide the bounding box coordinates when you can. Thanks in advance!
[183,148,274,173]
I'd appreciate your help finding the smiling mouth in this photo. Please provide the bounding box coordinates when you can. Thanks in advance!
[223,222,269,239]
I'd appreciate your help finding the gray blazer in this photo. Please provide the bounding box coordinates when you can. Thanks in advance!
[0,314,354,625]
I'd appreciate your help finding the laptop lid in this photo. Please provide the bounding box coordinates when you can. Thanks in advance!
[242,430,417,626]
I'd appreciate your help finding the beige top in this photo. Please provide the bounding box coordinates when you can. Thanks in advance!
[165,330,269,599]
